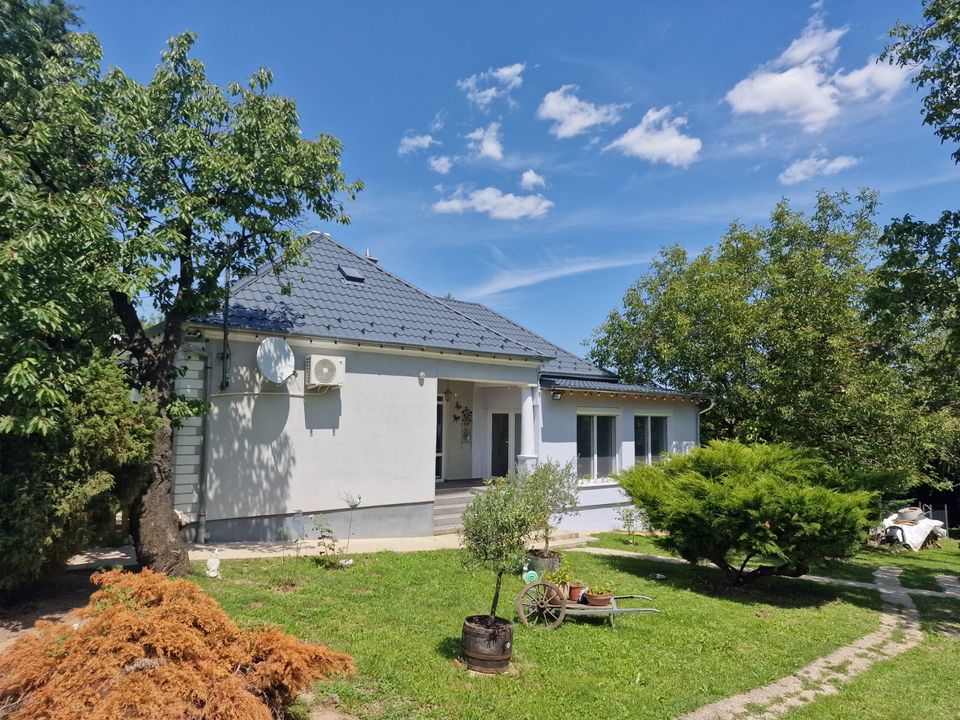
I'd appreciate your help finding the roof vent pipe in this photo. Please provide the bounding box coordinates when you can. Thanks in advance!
[365,248,378,264]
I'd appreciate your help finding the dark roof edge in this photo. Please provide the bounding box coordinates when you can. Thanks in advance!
[539,375,710,402]
[314,233,553,360]
[186,320,547,363]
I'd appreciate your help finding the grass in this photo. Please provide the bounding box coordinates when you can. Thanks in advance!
[781,594,960,719]
[196,549,881,720]
[591,532,960,592]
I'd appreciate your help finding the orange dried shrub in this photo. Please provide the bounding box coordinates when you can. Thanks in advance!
[0,568,353,720]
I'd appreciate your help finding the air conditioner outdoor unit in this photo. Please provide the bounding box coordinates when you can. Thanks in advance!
[305,354,345,388]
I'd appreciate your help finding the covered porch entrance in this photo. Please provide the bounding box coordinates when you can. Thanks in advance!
[435,379,540,483]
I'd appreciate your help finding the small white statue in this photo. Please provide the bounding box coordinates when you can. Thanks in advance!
[205,548,221,578]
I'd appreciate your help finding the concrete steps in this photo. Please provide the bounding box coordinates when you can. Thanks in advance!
[433,485,481,535]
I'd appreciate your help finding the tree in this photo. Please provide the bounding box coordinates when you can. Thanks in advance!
[99,33,361,573]
[0,1,158,587]
[517,459,579,556]
[883,0,960,162]
[0,356,156,589]
[618,441,873,586]
[590,191,956,490]
[460,479,535,622]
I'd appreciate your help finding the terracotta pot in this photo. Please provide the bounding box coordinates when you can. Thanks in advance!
[584,591,612,607]
[568,584,585,601]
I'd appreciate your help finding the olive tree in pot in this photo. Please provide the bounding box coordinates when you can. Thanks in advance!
[459,479,535,674]
[520,460,579,573]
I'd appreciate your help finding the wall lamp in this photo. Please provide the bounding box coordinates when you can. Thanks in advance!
[551,391,563,400]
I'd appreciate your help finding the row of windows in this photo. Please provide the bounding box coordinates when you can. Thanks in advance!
[576,414,669,480]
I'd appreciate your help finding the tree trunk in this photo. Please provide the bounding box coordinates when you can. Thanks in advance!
[130,417,191,576]
[489,571,504,621]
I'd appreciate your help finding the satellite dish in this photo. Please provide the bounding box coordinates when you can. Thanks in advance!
[256,337,295,384]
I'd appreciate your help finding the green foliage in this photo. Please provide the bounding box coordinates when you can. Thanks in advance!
[0,355,156,588]
[460,479,536,619]
[515,459,579,552]
[618,441,873,585]
[590,191,957,491]
[0,0,119,436]
[543,559,573,585]
[587,582,613,595]
[616,506,643,538]
[101,31,361,398]
[884,0,960,163]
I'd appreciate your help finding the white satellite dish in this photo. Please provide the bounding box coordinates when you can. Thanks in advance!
[256,337,295,384]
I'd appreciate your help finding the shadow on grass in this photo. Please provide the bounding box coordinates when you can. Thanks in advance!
[594,553,884,614]
[435,635,461,660]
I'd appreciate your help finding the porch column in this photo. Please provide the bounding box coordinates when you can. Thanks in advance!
[518,385,538,470]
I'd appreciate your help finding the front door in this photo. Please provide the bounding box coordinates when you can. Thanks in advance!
[435,396,444,480]
[490,412,522,478]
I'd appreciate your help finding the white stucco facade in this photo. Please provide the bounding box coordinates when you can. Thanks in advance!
[172,329,704,542]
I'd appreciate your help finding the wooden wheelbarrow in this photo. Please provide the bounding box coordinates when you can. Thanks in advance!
[515,579,659,629]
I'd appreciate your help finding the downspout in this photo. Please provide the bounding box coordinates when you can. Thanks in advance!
[696,397,715,446]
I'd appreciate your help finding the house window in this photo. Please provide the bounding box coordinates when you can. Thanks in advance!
[634,415,668,465]
[576,412,617,480]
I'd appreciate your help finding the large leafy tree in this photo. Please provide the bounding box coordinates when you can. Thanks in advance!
[870,1,960,399]
[590,191,956,490]
[101,34,361,573]
[0,0,157,587]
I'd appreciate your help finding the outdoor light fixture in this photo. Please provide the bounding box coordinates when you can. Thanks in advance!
[552,391,563,400]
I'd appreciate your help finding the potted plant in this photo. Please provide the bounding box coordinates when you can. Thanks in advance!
[520,460,579,573]
[567,578,586,602]
[459,479,535,674]
[584,582,613,607]
[543,559,573,596]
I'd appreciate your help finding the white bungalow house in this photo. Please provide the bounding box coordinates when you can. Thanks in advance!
[171,233,708,542]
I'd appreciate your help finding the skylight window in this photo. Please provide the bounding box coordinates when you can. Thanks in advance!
[338,265,365,283]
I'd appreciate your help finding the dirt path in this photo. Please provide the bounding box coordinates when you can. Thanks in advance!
[679,566,923,720]
[0,571,95,654]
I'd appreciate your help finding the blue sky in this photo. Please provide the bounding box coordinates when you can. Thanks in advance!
[82,1,960,358]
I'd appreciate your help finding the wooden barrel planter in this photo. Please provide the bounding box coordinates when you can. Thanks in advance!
[461,615,513,673]
[526,551,561,574]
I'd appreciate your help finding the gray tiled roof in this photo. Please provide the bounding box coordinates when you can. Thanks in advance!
[198,233,551,360]
[442,298,615,380]
[540,376,708,401]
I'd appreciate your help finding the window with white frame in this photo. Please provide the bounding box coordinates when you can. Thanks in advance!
[634,415,668,465]
[576,411,617,480]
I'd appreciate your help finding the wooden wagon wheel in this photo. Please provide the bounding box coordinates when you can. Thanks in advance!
[516,580,566,628]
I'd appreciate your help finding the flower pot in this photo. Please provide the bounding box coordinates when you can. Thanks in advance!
[568,584,586,601]
[526,550,561,574]
[461,615,513,674]
[584,592,613,607]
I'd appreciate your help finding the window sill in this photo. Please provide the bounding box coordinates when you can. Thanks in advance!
[577,478,620,488]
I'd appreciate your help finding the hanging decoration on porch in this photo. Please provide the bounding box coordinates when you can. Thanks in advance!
[453,401,473,444]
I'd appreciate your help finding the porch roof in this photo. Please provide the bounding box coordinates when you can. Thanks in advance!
[539,376,708,402]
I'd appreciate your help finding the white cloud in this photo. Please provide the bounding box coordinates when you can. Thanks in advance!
[432,186,553,220]
[429,111,447,133]
[457,62,526,109]
[778,153,859,185]
[428,155,453,175]
[605,107,702,167]
[834,57,909,101]
[466,122,504,160]
[537,85,626,139]
[398,133,438,156]
[726,15,908,132]
[727,64,840,132]
[460,255,650,299]
[775,17,847,68]
[520,169,546,190]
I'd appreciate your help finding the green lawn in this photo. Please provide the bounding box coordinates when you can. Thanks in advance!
[196,549,881,720]
[591,532,960,592]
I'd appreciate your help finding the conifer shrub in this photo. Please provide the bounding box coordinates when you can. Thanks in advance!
[618,441,873,585]
[0,568,353,719]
